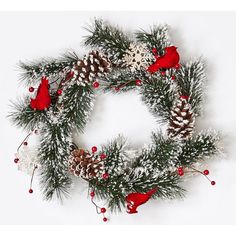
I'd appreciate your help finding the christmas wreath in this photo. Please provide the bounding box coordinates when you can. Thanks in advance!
[9,19,220,222]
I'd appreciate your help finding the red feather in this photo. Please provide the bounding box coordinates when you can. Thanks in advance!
[126,188,157,214]
[147,46,180,73]
[30,77,51,110]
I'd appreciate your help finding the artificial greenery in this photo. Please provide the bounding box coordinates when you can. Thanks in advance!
[9,97,48,131]
[39,122,72,201]
[9,19,220,213]
[175,59,206,116]
[84,19,131,64]
[140,74,176,122]
[136,24,170,55]
[19,51,79,86]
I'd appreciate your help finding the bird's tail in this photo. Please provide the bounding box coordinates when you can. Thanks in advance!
[146,188,157,196]
[30,98,37,109]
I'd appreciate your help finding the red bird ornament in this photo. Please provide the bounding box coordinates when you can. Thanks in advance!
[147,46,180,73]
[126,188,157,214]
[30,77,51,110]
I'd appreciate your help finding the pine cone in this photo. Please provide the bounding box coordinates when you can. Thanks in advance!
[69,149,104,179]
[73,51,111,85]
[167,97,195,140]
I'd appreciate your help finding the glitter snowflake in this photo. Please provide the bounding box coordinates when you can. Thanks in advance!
[123,43,154,71]
[17,146,40,175]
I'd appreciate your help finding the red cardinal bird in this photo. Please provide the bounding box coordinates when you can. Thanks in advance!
[30,77,51,110]
[147,46,180,73]
[126,188,157,214]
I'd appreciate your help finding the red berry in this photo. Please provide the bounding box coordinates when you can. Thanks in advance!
[103,217,108,222]
[180,95,189,100]
[115,87,120,92]
[171,76,175,80]
[102,173,109,179]
[57,89,62,95]
[160,71,166,76]
[14,158,19,164]
[152,48,157,54]
[66,71,74,80]
[29,189,33,194]
[135,79,142,86]
[100,153,107,160]
[175,64,180,69]
[90,191,95,198]
[101,207,106,213]
[91,146,97,153]
[211,181,216,186]
[93,82,100,88]
[23,141,28,146]
[203,170,209,175]
[29,87,34,92]
[178,167,184,176]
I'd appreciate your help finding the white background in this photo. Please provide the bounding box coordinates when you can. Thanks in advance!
[0,11,236,225]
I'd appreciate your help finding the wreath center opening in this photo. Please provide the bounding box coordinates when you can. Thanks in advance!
[75,92,158,149]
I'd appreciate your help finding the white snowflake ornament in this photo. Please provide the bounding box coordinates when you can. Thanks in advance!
[17,146,40,175]
[123,43,154,72]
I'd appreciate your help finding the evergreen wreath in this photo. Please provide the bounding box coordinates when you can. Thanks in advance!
[9,19,220,222]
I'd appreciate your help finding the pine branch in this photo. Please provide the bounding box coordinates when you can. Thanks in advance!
[127,171,185,200]
[39,122,72,201]
[58,83,94,133]
[132,132,181,173]
[89,174,127,212]
[140,75,177,122]
[177,132,219,166]
[9,82,94,200]
[87,136,128,212]
[8,97,48,131]
[136,25,170,55]
[90,171,184,212]
[101,136,128,178]
[84,19,131,64]
[18,51,79,85]
[175,59,206,116]
[12,55,96,201]
[88,135,184,212]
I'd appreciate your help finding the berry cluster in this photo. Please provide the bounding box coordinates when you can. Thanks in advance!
[90,191,108,222]
[177,167,216,186]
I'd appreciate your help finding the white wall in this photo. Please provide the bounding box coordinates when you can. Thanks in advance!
[0,11,236,225]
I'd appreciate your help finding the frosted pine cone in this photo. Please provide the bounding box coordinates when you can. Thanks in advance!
[167,97,195,140]
[72,51,111,86]
[69,149,104,180]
